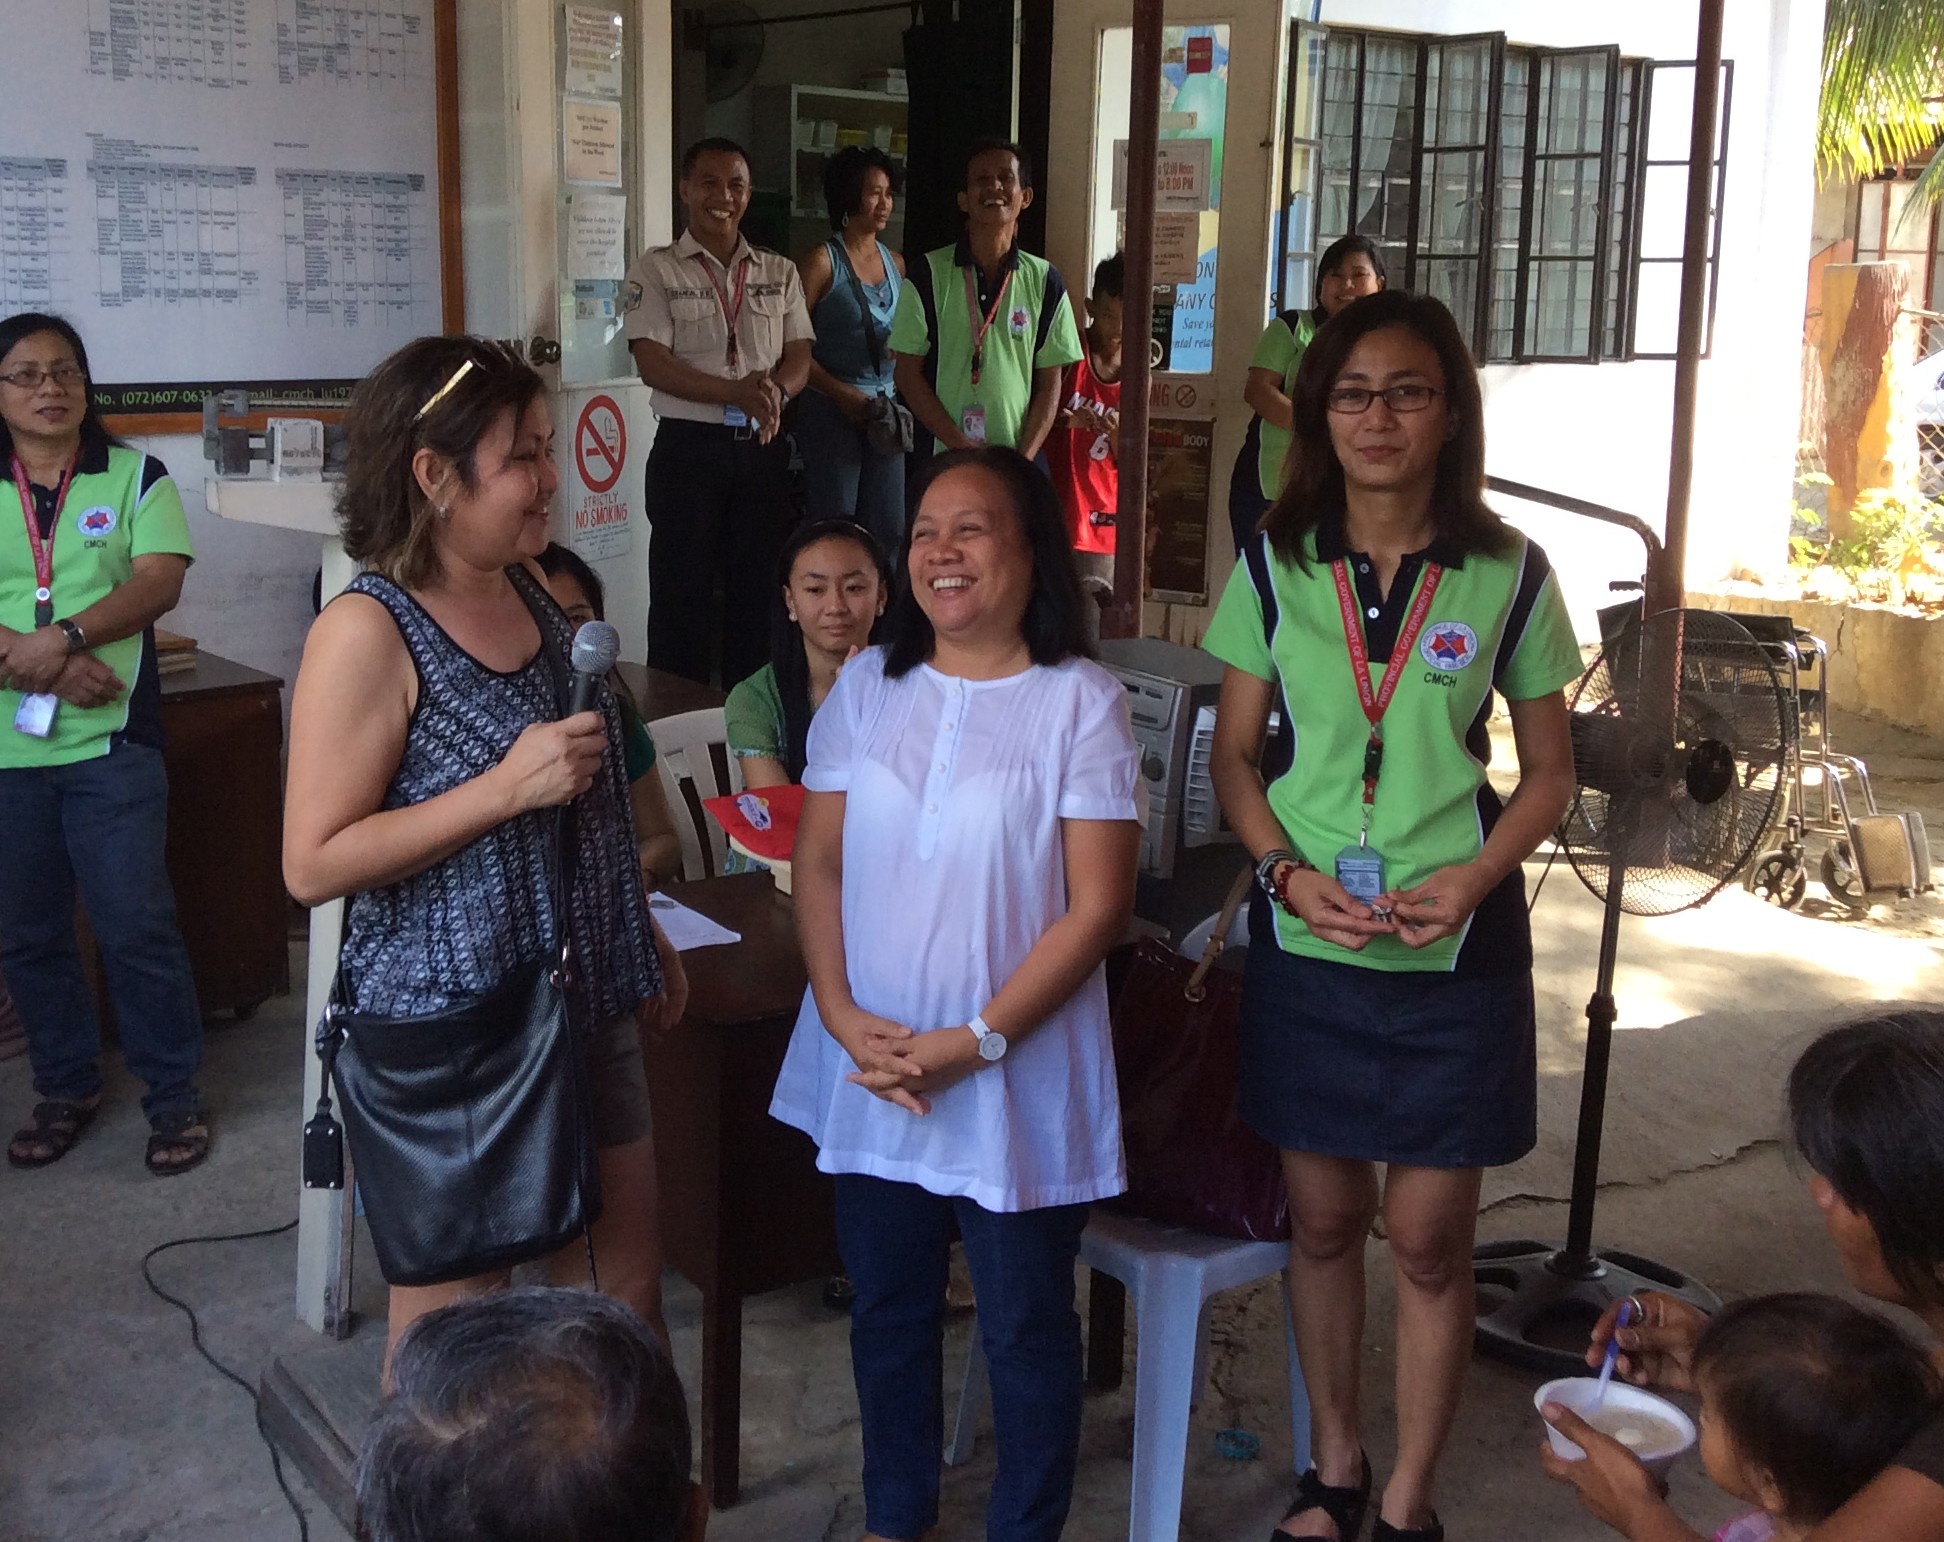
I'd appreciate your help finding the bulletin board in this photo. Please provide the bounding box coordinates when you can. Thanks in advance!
[0,0,463,434]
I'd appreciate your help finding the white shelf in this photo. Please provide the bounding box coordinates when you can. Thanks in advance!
[204,476,340,536]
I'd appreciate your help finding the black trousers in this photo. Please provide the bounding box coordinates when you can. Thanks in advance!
[644,418,795,686]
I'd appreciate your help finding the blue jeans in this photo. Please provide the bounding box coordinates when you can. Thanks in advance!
[833,1173,1088,1542]
[0,743,203,1120]
[795,388,907,561]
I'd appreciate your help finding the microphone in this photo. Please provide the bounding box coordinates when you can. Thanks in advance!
[567,621,621,718]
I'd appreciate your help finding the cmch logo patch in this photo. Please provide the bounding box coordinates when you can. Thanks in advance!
[1421,621,1478,670]
[77,505,117,538]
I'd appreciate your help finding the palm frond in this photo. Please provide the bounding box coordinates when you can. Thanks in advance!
[1818,0,1944,196]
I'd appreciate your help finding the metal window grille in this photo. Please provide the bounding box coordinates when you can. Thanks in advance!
[1273,21,1330,315]
[1298,28,1729,367]
[1515,46,1620,363]
[1629,59,1733,360]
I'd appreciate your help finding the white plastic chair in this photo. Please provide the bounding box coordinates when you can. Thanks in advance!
[646,708,743,881]
[947,899,1311,1542]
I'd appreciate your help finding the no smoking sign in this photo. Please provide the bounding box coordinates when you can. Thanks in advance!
[575,394,627,493]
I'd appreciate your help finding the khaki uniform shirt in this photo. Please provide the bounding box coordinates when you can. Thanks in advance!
[622,230,814,424]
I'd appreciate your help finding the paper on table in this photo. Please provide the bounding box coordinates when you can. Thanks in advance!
[648,894,742,951]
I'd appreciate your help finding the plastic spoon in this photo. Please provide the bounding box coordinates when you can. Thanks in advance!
[1593,1299,1637,1410]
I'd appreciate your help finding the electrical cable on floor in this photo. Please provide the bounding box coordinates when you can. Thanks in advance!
[141,1220,310,1542]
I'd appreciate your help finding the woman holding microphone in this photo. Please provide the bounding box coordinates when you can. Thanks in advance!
[284,336,681,1362]
[1204,291,1581,1542]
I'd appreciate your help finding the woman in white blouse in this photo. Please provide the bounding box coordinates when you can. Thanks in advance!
[771,447,1142,1542]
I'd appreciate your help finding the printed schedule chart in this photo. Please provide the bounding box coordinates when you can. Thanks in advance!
[6,0,443,387]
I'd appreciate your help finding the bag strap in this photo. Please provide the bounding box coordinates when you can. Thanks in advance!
[838,240,887,380]
[1183,866,1255,1002]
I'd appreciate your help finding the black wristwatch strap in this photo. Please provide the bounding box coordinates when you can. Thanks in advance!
[55,618,87,653]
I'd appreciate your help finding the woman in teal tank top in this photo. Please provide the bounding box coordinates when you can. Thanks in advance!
[795,146,908,560]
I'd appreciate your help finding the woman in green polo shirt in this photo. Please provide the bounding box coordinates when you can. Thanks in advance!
[1227,235,1386,554]
[725,518,889,791]
[1204,291,1580,1542]
[0,311,207,1175]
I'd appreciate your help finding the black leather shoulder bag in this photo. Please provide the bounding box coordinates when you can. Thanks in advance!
[302,575,602,1288]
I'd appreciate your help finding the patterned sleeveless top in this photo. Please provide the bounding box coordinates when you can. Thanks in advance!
[337,567,663,1021]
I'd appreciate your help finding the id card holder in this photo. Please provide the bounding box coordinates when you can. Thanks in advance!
[722,403,749,429]
[13,692,58,739]
[960,404,988,445]
[1334,844,1386,908]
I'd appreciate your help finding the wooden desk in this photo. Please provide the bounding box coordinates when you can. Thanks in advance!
[614,662,727,722]
[160,653,289,1016]
[643,874,838,1508]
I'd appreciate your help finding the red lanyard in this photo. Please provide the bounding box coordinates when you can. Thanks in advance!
[1330,557,1444,813]
[696,252,751,370]
[13,451,78,628]
[963,265,1014,386]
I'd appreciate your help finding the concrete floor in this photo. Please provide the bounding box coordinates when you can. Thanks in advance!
[4,712,1941,1542]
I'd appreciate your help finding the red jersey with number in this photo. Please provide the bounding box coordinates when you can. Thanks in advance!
[1046,349,1121,555]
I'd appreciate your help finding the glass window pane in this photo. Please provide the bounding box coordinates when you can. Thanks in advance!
[1421,256,1478,332]
[1485,49,1529,361]
[1632,261,1682,354]
[1637,162,1690,259]
[1157,24,1230,372]
[1645,65,1695,161]
[1530,259,1595,356]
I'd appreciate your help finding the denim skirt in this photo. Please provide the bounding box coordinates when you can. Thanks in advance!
[1235,900,1538,1169]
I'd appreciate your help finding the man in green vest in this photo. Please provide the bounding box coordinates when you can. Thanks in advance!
[890,140,1083,462]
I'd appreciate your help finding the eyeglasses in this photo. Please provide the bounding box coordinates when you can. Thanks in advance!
[0,364,86,391]
[1326,384,1443,415]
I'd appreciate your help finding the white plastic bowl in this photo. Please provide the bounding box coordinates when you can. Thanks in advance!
[1535,1377,1696,1473]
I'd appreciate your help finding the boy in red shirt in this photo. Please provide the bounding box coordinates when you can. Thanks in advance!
[1046,253,1123,586]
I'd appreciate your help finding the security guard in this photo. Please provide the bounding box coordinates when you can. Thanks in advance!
[624,137,812,686]
[890,139,1082,462]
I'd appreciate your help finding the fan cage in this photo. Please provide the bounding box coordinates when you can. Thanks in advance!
[1558,609,1790,917]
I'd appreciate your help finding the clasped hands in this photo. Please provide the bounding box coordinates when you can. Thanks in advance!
[727,371,786,444]
[0,627,124,707]
[833,1009,984,1117]
[1272,858,1493,951]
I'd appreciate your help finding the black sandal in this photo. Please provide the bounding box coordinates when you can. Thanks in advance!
[8,1096,102,1169]
[1273,1451,1372,1542]
[1371,1515,1444,1542]
[146,1109,211,1176]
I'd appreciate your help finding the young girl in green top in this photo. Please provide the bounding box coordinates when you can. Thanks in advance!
[725,519,890,789]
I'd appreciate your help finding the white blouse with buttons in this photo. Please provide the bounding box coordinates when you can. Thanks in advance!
[769,646,1142,1212]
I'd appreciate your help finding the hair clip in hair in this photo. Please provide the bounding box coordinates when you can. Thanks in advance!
[413,357,478,424]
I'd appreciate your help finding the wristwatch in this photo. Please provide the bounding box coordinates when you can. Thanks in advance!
[1254,847,1310,898]
[54,618,87,653]
[968,1012,1007,1063]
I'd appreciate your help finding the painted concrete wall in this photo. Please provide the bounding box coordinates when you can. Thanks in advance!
[1045,0,1827,643]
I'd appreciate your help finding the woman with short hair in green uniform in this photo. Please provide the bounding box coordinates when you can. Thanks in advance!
[0,311,208,1175]
[1228,235,1387,554]
[725,518,890,793]
[1204,290,1580,1542]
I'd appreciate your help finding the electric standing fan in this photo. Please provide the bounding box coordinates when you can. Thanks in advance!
[1473,606,1790,1373]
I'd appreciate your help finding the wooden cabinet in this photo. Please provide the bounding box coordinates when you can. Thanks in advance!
[159,652,290,1018]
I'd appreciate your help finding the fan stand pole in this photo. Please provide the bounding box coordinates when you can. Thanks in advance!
[1471,859,1721,1374]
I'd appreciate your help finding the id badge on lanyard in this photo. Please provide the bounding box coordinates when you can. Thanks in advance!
[14,451,77,629]
[1329,558,1444,915]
